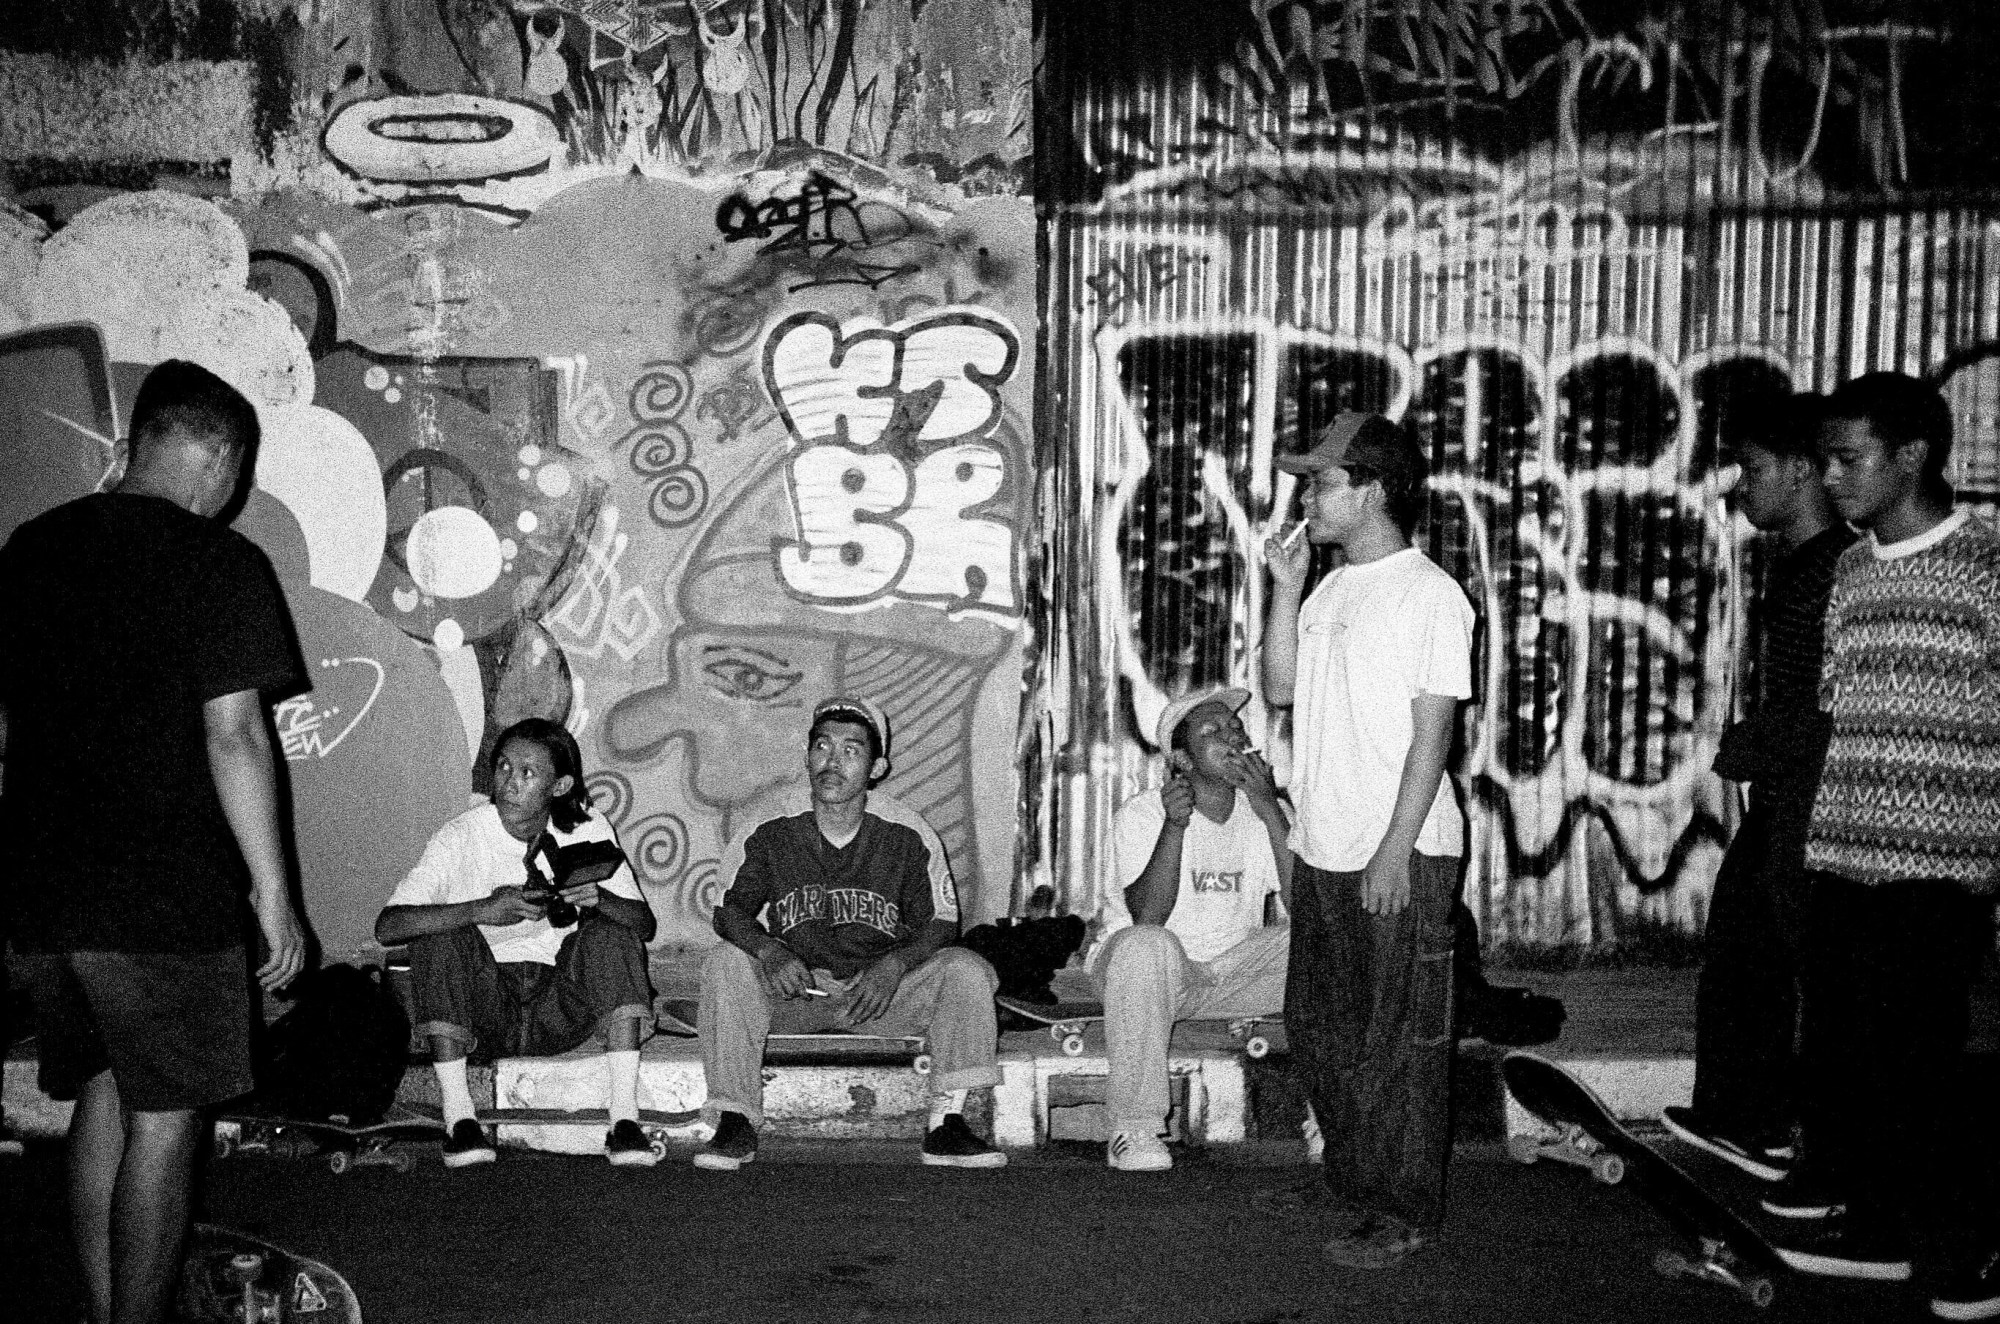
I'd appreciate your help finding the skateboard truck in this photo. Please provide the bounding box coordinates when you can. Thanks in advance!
[225,1251,266,1323]
[1506,1122,1627,1185]
[1654,1240,1776,1309]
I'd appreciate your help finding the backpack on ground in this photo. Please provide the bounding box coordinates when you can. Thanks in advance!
[252,962,411,1125]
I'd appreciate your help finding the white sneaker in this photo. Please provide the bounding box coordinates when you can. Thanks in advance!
[1107,1130,1173,1171]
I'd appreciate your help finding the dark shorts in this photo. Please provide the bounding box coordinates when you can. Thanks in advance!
[27,949,253,1111]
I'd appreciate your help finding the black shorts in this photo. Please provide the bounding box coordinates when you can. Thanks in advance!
[27,949,253,1111]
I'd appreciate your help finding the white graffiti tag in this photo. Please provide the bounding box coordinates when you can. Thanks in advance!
[548,506,662,662]
[275,657,385,761]
[761,308,1021,619]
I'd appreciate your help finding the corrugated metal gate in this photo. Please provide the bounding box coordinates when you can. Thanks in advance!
[1024,11,2000,946]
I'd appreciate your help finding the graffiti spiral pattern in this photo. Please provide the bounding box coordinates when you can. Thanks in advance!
[621,357,712,529]
[629,363,692,420]
[586,769,635,823]
[628,810,692,887]
[628,423,693,475]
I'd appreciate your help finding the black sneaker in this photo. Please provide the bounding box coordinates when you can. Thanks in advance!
[1660,1106,1791,1182]
[1932,1250,2000,1321]
[1771,1217,1912,1281]
[693,1112,757,1171]
[1760,1168,1847,1220]
[604,1118,661,1167]
[920,1114,1007,1168]
[440,1118,495,1169]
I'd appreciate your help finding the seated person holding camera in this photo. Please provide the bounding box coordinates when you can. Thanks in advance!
[1096,686,1291,1171]
[377,718,656,1168]
[695,696,1006,1171]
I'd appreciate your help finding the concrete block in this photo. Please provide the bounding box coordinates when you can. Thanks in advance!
[1502,1056,1694,1139]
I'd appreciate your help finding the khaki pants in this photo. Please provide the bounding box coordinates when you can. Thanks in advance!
[1090,925,1289,1134]
[698,943,1001,1126]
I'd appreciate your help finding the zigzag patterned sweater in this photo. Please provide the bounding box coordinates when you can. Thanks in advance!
[1806,510,2000,893]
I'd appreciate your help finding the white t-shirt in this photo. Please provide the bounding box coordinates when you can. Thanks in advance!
[383,803,645,966]
[1099,788,1282,963]
[1289,546,1474,871]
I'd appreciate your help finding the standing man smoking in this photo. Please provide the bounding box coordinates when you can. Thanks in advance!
[1262,412,1474,1269]
[0,361,307,1324]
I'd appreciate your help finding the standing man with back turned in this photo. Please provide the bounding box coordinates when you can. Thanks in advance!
[0,361,307,1324]
[1262,412,1474,1270]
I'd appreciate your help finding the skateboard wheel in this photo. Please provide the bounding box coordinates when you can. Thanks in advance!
[912,1053,933,1075]
[648,1139,668,1161]
[227,1252,264,1283]
[391,1150,415,1174]
[1505,1134,1540,1165]
[1591,1154,1626,1185]
[213,1134,236,1161]
[327,1150,351,1175]
[1654,1248,1688,1278]
[1744,1276,1775,1309]
[1061,1034,1084,1057]
[1244,1036,1270,1059]
[1048,1026,1066,1045]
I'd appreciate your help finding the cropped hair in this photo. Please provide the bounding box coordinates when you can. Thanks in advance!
[492,718,592,832]
[128,360,260,459]
[1734,392,1824,465]
[1822,372,1954,496]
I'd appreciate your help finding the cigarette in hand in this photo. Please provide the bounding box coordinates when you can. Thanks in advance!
[803,986,830,997]
[1279,523,1307,550]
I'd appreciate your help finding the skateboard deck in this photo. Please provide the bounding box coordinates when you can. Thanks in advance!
[994,995,1277,1059]
[177,1222,361,1323]
[655,997,931,1073]
[1502,1051,1785,1308]
[212,1103,444,1174]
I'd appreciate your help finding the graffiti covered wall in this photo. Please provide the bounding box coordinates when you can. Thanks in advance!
[0,0,1032,957]
[1030,0,2000,948]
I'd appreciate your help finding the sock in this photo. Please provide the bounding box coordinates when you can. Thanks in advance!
[605,1049,641,1124]
[928,1088,969,1129]
[434,1056,475,1128]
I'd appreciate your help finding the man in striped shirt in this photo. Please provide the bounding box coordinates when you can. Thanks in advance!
[1665,394,1854,1181]
[1759,374,2000,1322]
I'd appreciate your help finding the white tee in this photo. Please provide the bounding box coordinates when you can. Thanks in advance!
[383,803,645,966]
[1099,788,1282,963]
[1288,547,1474,871]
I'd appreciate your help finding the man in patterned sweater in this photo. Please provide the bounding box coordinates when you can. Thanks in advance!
[1759,373,2000,1322]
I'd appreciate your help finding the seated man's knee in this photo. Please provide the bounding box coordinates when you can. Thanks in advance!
[1104,925,1183,975]
[702,940,760,988]
[405,927,480,975]
[929,945,998,995]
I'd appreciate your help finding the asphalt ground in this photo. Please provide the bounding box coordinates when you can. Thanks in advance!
[2,1134,1957,1324]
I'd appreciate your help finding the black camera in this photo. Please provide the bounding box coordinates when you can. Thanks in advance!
[521,875,579,928]
[523,836,629,930]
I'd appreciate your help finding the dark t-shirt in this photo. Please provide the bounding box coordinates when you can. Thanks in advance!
[0,492,304,953]
[720,811,939,980]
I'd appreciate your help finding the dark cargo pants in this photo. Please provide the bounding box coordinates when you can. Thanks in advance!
[407,918,652,1061]
[1286,852,1458,1231]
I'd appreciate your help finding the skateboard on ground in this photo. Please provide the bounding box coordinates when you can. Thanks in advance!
[211,1103,444,1175]
[655,997,932,1074]
[177,1222,361,1323]
[1502,1050,1786,1309]
[994,995,1277,1059]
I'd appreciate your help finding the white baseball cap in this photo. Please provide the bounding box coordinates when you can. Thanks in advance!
[1154,685,1251,752]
